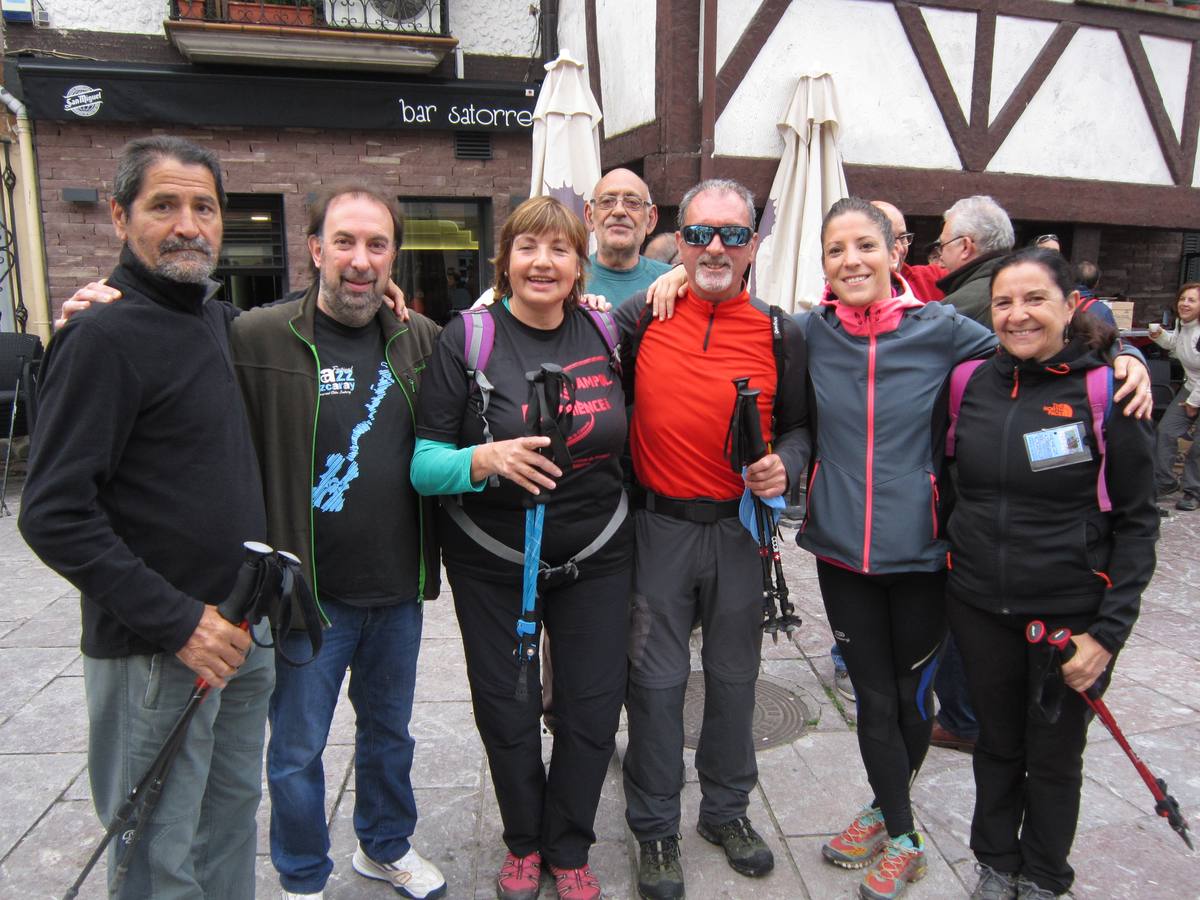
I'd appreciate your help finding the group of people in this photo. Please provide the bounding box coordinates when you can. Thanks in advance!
[18,134,1162,900]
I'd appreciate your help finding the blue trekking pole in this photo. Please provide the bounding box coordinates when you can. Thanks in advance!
[513,364,575,701]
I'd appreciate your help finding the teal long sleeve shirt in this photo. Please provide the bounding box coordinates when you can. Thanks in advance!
[411,437,486,496]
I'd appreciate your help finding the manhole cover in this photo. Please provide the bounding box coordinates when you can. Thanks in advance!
[682,672,810,751]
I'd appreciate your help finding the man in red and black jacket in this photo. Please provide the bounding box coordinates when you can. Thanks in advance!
[614,179,810,900]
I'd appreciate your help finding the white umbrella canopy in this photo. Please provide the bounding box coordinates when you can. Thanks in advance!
[750,73,849,313]
[529,49,603,223]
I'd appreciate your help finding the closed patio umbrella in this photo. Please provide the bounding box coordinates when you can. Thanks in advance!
[529,49,603,224]
[750,73,848,312]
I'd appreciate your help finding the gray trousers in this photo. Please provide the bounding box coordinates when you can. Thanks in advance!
[1155,387,1200,494]
[83,622,274,900]
[623,511,763,840]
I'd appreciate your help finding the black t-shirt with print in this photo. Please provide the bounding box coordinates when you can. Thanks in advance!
[416,301,631,584]
[312,309,418,606]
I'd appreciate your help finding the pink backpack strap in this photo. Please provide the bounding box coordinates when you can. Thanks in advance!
[1086,366,1114,512]
[946,359,985,457]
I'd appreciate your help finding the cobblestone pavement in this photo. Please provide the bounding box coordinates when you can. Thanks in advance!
[1,476,1197,898]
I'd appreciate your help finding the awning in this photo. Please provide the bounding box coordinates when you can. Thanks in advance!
[7,58,538,132]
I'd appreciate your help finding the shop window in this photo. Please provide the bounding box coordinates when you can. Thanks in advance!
[216,194,288,310]
[395,198,490,325]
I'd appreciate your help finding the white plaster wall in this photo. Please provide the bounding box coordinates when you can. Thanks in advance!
[921,6,975,119]
[716,0,764,76]
[556,0,587,67]
[1142,34,1191,140]
[715,0,961,169]
[453,0,541,57]
[989,16,1056,124]
[47,0,165,35]
[987,27,1172,185]
[595,0,655,137]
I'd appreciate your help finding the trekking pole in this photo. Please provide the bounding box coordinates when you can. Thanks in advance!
[64,541,276,900]
[1026,621,1194,850]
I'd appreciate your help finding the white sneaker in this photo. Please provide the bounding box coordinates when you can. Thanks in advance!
[352,844,447,899]
[281,890,323,900]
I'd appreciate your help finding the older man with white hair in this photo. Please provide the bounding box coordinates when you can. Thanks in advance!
[934,195,1016,326]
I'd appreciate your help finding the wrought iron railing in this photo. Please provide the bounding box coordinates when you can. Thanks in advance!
[170,0,450,37]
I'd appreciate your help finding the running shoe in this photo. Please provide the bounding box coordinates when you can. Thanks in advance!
[352,845,446,899]
[970,862,1017,899]
[547,863,602,900]
[822,805,887,869]
[496,851,542,900]
[1015,875,1060,898]
[859,832,926,900]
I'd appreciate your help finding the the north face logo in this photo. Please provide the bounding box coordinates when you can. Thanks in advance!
[1044,402,1074,417]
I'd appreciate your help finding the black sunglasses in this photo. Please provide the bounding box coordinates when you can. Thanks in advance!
[680,224,754,247]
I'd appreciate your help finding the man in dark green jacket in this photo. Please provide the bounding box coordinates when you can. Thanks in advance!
[934,194,1016,326]
[231,183,446,900]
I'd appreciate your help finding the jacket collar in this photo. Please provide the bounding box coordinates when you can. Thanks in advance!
[289,280,408,345]
[819,273,922,336]
[107,245,220,314]
[935,249,1008,295]
[682,286,750,315]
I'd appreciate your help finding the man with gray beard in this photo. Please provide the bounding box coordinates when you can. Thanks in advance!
[20,136,273,899]
[230,183,446,899]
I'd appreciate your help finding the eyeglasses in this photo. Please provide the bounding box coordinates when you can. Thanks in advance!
[680,224,754,247]
[1034,233,1060,246]
[930,235,968,256]
[593,194,649,212]
[896,232,915,247]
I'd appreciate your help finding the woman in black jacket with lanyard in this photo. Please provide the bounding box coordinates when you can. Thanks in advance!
[945,248,1158,900]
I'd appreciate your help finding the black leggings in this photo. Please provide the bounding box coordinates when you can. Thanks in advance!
[816,561,947,837]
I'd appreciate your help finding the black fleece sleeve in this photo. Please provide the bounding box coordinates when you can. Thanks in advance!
[1089,405,1158,653]
[17,317,204,652]
[772,316,811,488]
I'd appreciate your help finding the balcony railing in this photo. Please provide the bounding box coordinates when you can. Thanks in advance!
[170,0,451,37]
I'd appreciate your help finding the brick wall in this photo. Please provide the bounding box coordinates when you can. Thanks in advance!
[35,121,532,313]
[1095,226,1185,324]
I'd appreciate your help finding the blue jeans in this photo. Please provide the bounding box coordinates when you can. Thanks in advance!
[267,596,423,893]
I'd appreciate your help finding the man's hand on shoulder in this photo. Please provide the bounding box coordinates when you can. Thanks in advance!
[56,280,122,330]
[175,604,252,689]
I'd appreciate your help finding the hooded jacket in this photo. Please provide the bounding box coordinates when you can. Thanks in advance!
[946,339,1158,652]
[797,276,996,574]
[230,283,442,625]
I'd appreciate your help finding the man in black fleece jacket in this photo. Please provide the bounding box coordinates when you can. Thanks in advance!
[19,137,272,900]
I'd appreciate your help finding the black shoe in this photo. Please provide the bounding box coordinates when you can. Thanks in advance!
[1158,481,1182,500]
[1176,491,1199,511]
[637,836,685,900]
[696,816,774,877]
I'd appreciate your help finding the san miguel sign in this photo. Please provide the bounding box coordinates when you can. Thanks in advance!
[13,60,538,133]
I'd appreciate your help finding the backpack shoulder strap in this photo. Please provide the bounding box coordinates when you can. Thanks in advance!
[1086,365,1114,512]
[584,307,622,374]
[946,359,986,457]
[460,306,499,487]
[769,304,785,440]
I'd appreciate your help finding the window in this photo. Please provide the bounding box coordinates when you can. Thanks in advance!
[395,198,491,325]
[215,194,287,310]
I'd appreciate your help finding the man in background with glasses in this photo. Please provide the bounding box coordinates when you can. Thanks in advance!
[932,195,1016,326]
[871,200,946,302]
[583,168,674,305]
[615,179,810,900]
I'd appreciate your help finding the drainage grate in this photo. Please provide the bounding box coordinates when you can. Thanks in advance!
[455,131,492,160]
[682,672,811,751]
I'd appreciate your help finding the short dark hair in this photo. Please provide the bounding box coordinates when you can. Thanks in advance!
[992,247,1117,350]
[113,136,226,211]
[1074,260,1101,290]
[305,182,405,276]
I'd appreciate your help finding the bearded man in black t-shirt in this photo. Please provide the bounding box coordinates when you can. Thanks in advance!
[229,184,447,900]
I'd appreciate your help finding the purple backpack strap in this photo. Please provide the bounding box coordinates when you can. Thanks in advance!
[946,359,985,457]
[584,308,621,375]
[461,307,499,487]
[1086,366,1114,512]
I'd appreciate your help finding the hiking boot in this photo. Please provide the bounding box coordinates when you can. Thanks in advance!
[636,836,684,900]
[822,806,887,869]
[930,722,976,753]
[1015,875,1060,899]
[696,816,774,877]
[1157,480,1181,500]
[1176,491,1199,511]
[835,665,856,701]
[547,863,602,900]
[969,863,1017,899]
[859,833,926,900]
[496,851,542,900]
[352,845,446,899]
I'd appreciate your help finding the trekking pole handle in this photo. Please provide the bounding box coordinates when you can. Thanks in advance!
[1025,619,1046,644]
[216,541,274,625]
